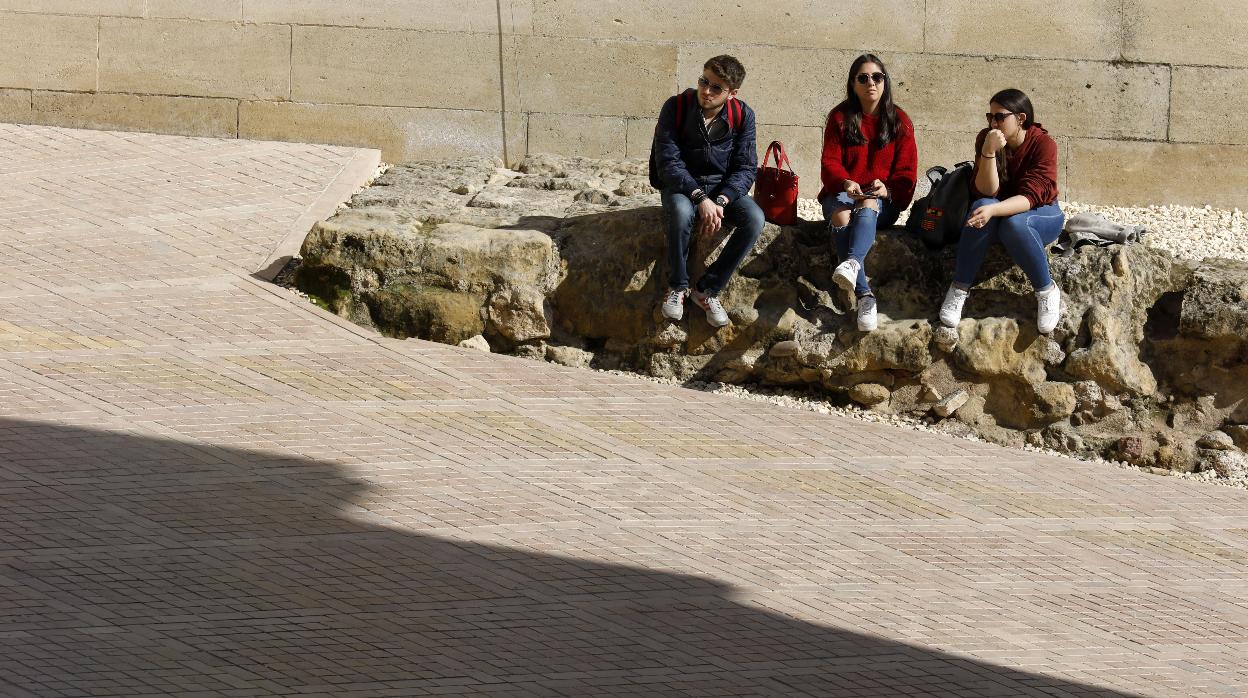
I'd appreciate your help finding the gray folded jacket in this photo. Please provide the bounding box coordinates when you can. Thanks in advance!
[1052,212,1147,256]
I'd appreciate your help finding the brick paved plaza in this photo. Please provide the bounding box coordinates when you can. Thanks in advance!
[2,124,1247,697]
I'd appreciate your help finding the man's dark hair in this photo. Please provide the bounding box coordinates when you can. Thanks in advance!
[704,55,746,90]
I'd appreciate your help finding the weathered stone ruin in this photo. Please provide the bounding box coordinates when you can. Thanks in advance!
[295,155,1248,475]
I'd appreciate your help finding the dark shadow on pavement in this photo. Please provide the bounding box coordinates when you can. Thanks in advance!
[0,418,1140,697]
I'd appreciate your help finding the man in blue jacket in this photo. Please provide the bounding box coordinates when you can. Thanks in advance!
[649,54,762,328]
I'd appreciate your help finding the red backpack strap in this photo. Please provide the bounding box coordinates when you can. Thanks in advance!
[726,98,740,131]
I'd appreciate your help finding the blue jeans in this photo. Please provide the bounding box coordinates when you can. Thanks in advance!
[661,189,765,295]
[820,191,900,297]
[954,198,1065,289]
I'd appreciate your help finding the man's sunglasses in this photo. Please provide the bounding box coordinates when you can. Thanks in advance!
[697,76,727,95]
[986,112,1017,123]
[855,72,886,85]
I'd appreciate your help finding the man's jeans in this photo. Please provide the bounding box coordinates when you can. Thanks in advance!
[661,189,765,296]
[820,191,900,297]
[954,198,1065,290]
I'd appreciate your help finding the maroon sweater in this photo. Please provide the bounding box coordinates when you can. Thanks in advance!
[819,106,918,210]
[970,125,1059,208]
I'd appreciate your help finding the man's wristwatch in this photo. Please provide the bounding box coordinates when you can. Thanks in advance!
[715,194,730,207]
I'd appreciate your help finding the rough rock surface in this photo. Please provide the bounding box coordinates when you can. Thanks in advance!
[297,155,1248,472]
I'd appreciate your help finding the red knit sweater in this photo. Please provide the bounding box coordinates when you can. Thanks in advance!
[818,106,918,210]
[970,125,1059,208]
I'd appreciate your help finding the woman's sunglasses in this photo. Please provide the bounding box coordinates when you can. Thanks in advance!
[855,72,886,85]
[697,76,726,95]
[986,112,1017,123]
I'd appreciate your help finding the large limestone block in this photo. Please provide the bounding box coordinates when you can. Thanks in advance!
[0,13,97,91]
[0,1,142,14]
[488,288,551,343]
[349,158,501,214]
[823,322,934,375]
[240,101,508,164]
[0,88,32,122]
[914,129,978,173]
[303,218,556,295]
[552,208,667,343]
[625,118,657,160]
[1123,0,1248,68]
[99,18,290,99]
[1065,306,1157,397]
[512,36,676,118]
[363,284,485,344]
[146,1,243,20]
[33,92,238,138]
[291,26,500,111]
[527,0,923,52]
[891,54,1168,141]
[924,0,1123,61]
[1066,139,1248,209]
[952,318,1048,385]
[1170,66,1248,146]
[1178,260,1248,342]
[244,0,500,31]
[528,114,627,160]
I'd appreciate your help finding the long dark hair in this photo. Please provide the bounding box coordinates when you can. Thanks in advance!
[835,53,900,147]
[987,88,1037,183]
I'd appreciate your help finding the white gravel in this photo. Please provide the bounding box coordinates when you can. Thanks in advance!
[799,198,1248,264]
[599,369,1248,492]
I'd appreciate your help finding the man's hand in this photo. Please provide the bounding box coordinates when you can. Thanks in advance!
[966,202,998,228]
[696,198,724,237]
[983,129,1007,156]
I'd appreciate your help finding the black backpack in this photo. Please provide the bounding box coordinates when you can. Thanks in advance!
[647,89,742,190]
[906,161,973,248]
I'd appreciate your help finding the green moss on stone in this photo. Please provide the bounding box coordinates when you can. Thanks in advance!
[295,265,354,314]
[363,284,485,344]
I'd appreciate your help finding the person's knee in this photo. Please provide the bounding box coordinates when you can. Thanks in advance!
[853,199,883,223]
[734,198,765,233]
[998,214,1031,243]
[853,198,880,215]
[663,193,697,228]
[970,197,999,210]
[821,192,854,221]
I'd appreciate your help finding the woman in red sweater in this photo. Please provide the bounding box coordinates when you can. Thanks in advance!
[938,88,1065,334]
[819,53,918,332]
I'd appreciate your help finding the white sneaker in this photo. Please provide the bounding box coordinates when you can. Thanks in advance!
[691,289,730,327]
[939,285,968,327]
[1036,285,1061,333]
[857,294,877,332]
[661,287,687,320]
[833,258,861,294]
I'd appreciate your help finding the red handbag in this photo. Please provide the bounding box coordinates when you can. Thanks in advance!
[754,140,799,225]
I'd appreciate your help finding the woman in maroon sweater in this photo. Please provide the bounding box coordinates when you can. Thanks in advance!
[938,88,1065,334]
[819,53,918,332]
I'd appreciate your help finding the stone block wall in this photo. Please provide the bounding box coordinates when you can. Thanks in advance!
[0,1,1244,208]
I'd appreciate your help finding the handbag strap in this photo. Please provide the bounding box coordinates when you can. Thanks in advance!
[761,141,794,173]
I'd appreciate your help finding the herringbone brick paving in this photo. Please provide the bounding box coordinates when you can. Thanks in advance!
[1,124,1246,697]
